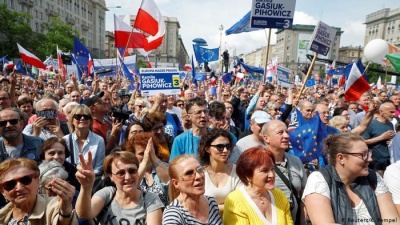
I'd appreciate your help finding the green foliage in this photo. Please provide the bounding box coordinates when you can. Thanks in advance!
[365,63,384,84]
[0,3,35,58]
[35,16,79,59]
[137,59,149,69]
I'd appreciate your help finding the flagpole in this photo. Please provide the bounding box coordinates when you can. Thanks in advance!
[115,49,119,77]
[263,28,272,83]
[297,53,318,99]
[123,26,135,61]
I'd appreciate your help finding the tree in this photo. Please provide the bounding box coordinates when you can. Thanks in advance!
[137,59,149,69]
[35,16,79,59]
[0,3,36,58]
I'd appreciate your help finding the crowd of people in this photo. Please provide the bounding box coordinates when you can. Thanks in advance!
[0,69,399,224]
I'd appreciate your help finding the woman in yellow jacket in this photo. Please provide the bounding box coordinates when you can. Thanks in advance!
[223,146,293,225]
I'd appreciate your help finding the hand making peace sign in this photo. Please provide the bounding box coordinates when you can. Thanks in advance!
[75,151,95,189]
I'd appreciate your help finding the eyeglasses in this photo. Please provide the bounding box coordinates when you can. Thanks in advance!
[180,166,205,180]
[0,174,36,191]
[136,105,145,109]
[112,167,138,179]
[274,108,280,112]
[213,117,228,122]
[343,149,372,161]
[129,130,144,134]
[73,114,91,120]
[152,125,164,132]
[189,109,208,116]
[210,144,232,152]
[177,104,184,107]
[0,119,19,127]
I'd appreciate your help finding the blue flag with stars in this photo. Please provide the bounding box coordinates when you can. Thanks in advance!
[73,38,93,80]
[193,45,219,63]
[289,112,329,164]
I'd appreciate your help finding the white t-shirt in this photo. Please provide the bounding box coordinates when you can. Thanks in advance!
[384,161,400,204]
[302,171,388,225]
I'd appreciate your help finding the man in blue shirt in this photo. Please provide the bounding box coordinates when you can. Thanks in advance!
[169,97,208,161]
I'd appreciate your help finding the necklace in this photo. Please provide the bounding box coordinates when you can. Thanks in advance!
[247,189,268,205]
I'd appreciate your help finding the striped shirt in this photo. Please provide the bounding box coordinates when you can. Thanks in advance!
[162,196,222,225]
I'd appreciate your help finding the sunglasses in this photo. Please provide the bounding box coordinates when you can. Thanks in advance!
[136,105,145,109]
[274,108,280,112]
[210,144,232,152]
[0,119,19,127]
[112,167,138,179]
[177,104,184,107]
[73,114,91,120]
[0,174,36,191]
[181,166,205,180]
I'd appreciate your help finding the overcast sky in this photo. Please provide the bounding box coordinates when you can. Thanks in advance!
[105,0,399,59]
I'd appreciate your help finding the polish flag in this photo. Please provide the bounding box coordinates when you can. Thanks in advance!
[147,58,152,68]
[57,46,67,80]
[344,62,371,101]
[134,0,165,51]
[17,43,46,69]
[88,53,94,76]
[114,15,147,50]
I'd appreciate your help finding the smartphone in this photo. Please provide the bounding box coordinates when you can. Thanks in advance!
[37,110,57,120]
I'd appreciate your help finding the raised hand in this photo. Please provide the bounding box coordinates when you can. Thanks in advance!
[50,178,75,216]
[75,151,95,189]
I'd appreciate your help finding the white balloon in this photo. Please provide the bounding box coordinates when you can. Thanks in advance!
[364,39,388,63]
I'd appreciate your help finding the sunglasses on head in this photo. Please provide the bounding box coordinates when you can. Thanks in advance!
[0,174,36,191]
[210,144,232,151]
[0,119,19,127]
[73,114,91,120]
[112,167,138,179]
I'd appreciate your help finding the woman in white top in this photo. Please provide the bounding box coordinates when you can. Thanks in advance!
[303,133,399,225]
[198,129,242,214]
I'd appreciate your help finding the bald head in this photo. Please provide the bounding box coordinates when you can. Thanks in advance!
[299,100,314,120]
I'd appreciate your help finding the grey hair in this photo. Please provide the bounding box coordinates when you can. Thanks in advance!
[63,102,79,115]
[38,160,68,186]
[35,98,59,111]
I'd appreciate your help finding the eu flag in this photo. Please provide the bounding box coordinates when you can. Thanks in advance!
[222,72,232,84]
[235,56,264,74]
[73,38,93,80]
[289,111,340,166]
[289,112,329,164]
[15,60,26,75]
[118,54,134,83]
[193,45,219,63]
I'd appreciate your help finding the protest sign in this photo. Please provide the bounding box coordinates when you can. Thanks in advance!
[140,68,181,96]
[309,21,337,56]
[250,0,296,29]
[276,65,292,88]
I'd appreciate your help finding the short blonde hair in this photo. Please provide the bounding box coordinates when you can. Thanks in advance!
[329,116,347,130]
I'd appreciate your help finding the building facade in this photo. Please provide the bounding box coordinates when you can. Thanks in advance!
[364,8,400,46]
[122,15,189,69]
[274,24,342,75]
[2,0,107,57]
[242,45,275,70]
[338,46,363,63]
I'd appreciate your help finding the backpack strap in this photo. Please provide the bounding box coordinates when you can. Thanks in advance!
[95,188,117,225]
[69,134,75,166]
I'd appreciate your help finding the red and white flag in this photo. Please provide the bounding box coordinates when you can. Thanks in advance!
[147,58,152,68]
[344,62,371,101]
[134,0,165,51]
[57,46,67,80]
[114,15,147,50]
[88,53,94,76]
[17,43,46,69]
